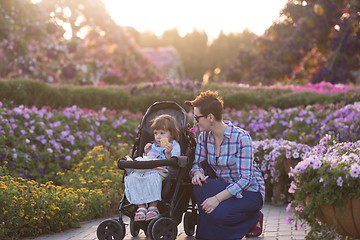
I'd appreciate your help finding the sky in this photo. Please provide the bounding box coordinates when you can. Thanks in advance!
[101,0,289,40]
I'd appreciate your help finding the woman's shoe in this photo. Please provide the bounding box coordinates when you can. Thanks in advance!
[246,212,263,237]
[146,206,160,221]
[134,207,147,221]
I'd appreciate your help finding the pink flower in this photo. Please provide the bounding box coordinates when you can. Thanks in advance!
[296,223,304,230]
[190,127,197,134]
[288,181,297,193]
[285,216,291,224]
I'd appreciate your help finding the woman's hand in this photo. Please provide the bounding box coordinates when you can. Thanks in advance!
[201,195,220,214]
[191,170,208,186]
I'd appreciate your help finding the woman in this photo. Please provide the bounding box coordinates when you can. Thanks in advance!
[189,90,265,240]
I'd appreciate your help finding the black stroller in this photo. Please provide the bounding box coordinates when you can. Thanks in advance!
[97,101,198,240]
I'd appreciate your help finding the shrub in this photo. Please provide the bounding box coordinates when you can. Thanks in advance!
[0,145,128,240]
[289,135,360,239]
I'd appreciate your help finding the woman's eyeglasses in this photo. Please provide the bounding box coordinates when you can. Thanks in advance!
[194,114,208,122]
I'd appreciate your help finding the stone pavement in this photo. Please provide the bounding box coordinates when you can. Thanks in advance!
[23,203,309,240]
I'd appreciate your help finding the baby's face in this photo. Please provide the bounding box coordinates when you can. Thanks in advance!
[153,129,171,145]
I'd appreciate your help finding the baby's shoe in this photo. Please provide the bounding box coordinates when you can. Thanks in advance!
[146,207,160,221]
[134,207,147,221]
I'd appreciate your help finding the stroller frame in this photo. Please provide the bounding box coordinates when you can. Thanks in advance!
[97,101,198,240]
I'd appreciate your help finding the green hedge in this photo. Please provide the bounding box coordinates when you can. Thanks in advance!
[1,79,360,112]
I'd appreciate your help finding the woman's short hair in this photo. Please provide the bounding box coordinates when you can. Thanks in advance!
[189,90,224,121]
[151,114,180,142]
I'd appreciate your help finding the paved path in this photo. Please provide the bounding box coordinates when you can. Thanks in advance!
[23,203,309,240]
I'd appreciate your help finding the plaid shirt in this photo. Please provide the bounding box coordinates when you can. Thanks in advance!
[191,121,265,201]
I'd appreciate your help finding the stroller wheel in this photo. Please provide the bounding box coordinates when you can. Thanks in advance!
[183,211,196,236]
[151,217,178,240]
[147,217,160,240]
[96,218,125,240]
[129,219,140,237]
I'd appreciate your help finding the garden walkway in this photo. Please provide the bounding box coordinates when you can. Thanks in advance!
[23,203,309,240]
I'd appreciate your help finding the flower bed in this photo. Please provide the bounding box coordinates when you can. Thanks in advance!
[223,102,360,145]
[253,138,311,204]
[0,100,139,182]
[0,145,127,240]
[289,135,360,239]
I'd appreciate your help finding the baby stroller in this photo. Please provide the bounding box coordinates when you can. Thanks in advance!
[97,101,198,240]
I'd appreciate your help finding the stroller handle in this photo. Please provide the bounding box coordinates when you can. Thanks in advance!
[117,156,189,170]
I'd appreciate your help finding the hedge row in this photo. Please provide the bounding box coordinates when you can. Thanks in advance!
[1,79,360,112]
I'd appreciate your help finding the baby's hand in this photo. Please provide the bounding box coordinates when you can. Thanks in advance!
[154,167,168,173]
[164,142,173,154]
[144,143,152,155]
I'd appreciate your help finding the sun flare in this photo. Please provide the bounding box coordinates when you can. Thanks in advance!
[101,0,288,39]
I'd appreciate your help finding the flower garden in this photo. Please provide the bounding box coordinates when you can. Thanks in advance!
[1,81,360,239]
[1,0,360,239]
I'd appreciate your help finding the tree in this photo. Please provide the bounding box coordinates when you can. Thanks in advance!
[227,0,360,85]
[208,30,257,82]
[0,0,165,84]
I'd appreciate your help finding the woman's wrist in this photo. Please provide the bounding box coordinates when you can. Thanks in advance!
[214,195,221,203]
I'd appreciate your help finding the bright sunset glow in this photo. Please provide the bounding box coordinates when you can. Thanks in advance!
[101,0,288,39]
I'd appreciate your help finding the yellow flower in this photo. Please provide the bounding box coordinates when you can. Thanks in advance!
[19,211,25,217]
[46,215,51,219]
[3,210,8,214]
[13,196,18,201]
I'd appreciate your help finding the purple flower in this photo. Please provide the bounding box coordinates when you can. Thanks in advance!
[292,151,299,159]
[350,163,360,178]
[24,113,30,119]
[53,121,61,127]
[286,203,292,212]
[61,130,69,138]
[99,115,107,121]
[45,129,53,136]
[336,177,343,186]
